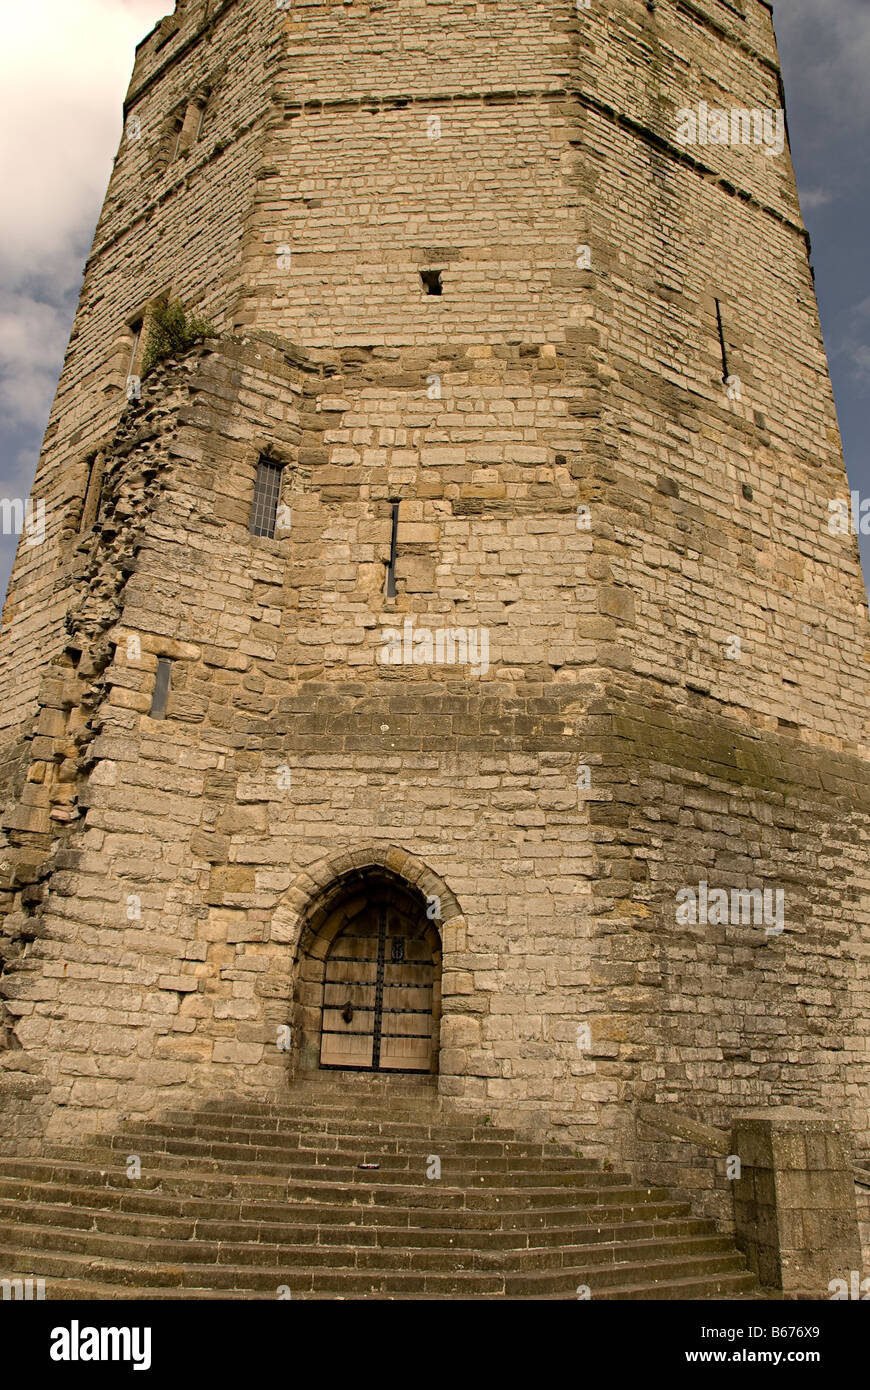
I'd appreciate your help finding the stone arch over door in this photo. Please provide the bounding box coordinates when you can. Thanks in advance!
[271,846,464,1076]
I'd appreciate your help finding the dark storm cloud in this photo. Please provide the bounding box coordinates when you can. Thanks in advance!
[772,0,870,581]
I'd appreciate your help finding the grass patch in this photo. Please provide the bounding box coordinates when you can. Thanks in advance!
[142,299,216,376]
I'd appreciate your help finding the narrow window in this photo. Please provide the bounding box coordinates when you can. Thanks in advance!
[128,320,143,376]
[171,98,208,161]
[385,500,399,598]
[150,658,172,719]
[249,458,283,538]
[79,452,106,534]
[714,299,730,381]
[421,269,443,296]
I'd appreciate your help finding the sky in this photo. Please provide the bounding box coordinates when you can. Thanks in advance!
[0,0,868,604]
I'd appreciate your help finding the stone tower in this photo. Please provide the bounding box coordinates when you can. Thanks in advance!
[1,0,868,1222]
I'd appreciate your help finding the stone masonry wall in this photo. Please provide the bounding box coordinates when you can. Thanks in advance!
[1,338,868,1179]
[0,0,868,1208]
[0,0,267,769]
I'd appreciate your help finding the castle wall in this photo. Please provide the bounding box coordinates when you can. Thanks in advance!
[236,0,869,743]
[0,0,868,1198]
[2,342,868,1180]
[0,0,267,761]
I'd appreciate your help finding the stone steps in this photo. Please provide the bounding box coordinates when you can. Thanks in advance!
[38,1274,756,1302]
[103,1130,601,1172]
[0,1089,759,1300]
[0,1240,753,1298]
[0,1176,696,1229]
[98,1142,631,1186]
[129,1119,584,1160]
[157,1106,520,1143]
[0,1157,673,1208]
[0,1220,739,1271]
[0,1197,718,1249]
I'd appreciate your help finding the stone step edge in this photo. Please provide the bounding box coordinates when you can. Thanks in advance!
[36,1275,761,1302]
[0,1218,734,1263]
[127,1134,588,1153]
[0,1163,666,1204]
[0,1155,634,1188]
[0,1198,715,1241]
[0,1181,695,1228]
[0,1243,749,1289]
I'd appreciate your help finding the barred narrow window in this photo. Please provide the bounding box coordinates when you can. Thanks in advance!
[249,458,283,539]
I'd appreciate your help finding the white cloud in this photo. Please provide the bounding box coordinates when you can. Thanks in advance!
[775,0,870,135]
[853,346,870,385]
[0,292,72,430]
[0,2,172,285]
[0,1,171,433]
[798,187,833,211]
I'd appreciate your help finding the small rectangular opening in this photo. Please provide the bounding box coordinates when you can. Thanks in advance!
[385,500,399,598]
[150,658,172,719]
[421,269,443,296]
[79,452,105,533]
[249,457,283,539]
[714,298,730,381]
[128,320,143,376]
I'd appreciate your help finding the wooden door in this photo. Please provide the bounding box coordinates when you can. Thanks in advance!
[319,906,379,1069]
[319,904,435,1073]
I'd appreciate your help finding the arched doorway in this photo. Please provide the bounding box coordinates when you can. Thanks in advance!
[292,865,443,1076]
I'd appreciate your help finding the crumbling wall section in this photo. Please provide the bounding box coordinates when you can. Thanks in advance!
[0,347,218,1136]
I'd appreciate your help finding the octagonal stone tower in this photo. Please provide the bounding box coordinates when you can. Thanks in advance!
[1,0,868,1220]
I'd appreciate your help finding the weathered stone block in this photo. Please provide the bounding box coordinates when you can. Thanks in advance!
[731,1109,862,1297]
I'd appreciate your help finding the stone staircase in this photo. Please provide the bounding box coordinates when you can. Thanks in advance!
[0,1076,758,1299]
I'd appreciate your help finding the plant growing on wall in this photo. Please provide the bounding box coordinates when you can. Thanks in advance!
[141,299,216,376]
